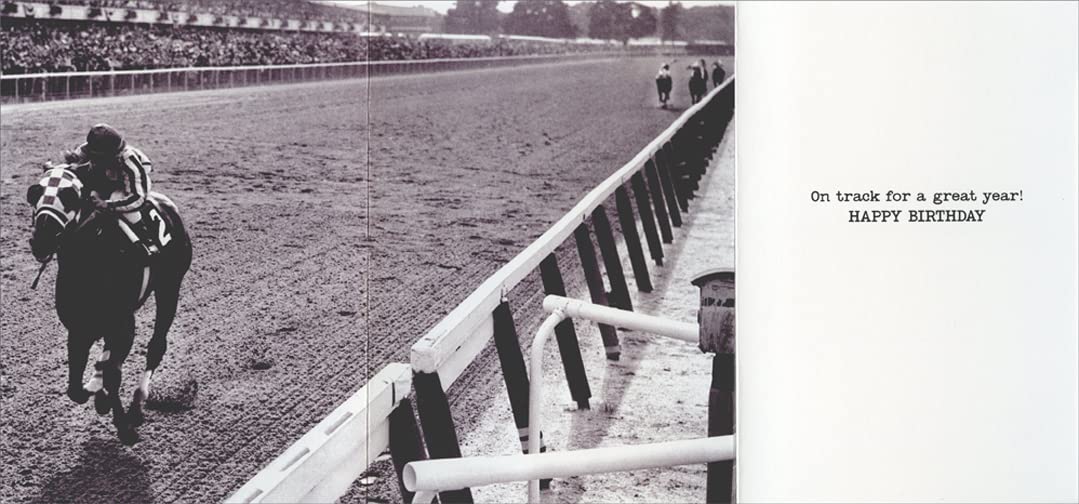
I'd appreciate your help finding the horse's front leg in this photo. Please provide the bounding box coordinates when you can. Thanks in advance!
[100,314,138,445]
[66,333,93,404]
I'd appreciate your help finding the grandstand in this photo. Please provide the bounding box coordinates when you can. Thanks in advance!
[0,1,643,75]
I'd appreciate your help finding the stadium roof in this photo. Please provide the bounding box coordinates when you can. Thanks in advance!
[318,1,441,18]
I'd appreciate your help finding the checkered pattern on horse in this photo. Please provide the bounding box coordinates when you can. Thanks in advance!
[36,166,84,218]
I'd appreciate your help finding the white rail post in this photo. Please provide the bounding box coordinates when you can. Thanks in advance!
[527,309,566,504]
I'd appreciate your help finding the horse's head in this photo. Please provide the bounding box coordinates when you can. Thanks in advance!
[26,165,85,262]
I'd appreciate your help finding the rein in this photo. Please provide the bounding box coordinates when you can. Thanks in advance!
[30,256,52,290]
[29,208,101,291]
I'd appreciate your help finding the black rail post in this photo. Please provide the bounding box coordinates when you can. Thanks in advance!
[413,371,473,503]
[614,186,653,293]
[389,398,434,504]
[656,149,683,227]
[539,254,592,410]
[663,142,690,213]
[574,224,621,361]
[630,172,664,266]
[645,159,674,243]
[492,301,548,453]
[707,354,736,504]
[591,205,633,312]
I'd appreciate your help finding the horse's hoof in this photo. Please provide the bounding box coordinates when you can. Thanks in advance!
[128,403,145,428]
[67,386,91,404]
[94,390,110,415]
[117,426,139,446]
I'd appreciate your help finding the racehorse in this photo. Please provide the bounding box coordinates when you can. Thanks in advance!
[688,65,707,104]
[26,164,192,445]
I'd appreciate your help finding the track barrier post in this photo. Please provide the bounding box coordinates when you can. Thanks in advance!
[573,224,621,360]
[614,186,653,293]
[630,172,664,266]
[538,254,592,410]
[644,159,674,243]
[491,301,551,472]
[656,148,683,227]
[413,372,474,504]
[390,398,434,504]
[663,141,691,212]
[590,205,633,313]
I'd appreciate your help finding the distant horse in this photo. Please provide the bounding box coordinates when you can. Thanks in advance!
[712,62,726,89]
[26,164,192,445]
[688,65,707,104]
[655,72,673,108]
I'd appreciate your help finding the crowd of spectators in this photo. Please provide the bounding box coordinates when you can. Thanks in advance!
[0,20,619,74]
[47,0,367,24]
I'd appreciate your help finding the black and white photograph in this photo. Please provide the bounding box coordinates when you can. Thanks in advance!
[1,0,736,502]
[5,1,1079,503]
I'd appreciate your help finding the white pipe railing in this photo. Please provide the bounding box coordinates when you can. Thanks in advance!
[525,295,702,503]
[542,295,699,343]
[404,435,736,503]
[528,309,567,502]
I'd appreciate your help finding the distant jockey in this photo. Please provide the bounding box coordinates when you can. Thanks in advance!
[712,61,726,88]
[63,124,159,258]
[688,61,707,104]
[655,63,673,108]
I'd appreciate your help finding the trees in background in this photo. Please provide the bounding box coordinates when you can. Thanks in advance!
[587,0,631,43]
[444,0,501,34]
[660,1,683,42]
[628,3,657,40]
[503,0,577,38]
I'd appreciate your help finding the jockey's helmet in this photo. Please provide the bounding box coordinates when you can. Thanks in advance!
[83,124,127,161]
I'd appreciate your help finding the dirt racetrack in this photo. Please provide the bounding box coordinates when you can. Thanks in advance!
[0,56,731,503]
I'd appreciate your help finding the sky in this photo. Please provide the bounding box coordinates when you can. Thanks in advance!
[326,1,734,14]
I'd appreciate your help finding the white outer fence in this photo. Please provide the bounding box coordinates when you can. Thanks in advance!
[225,363,411,504]
[410,78,733,387]
[224,76,733,503]
[0,50,677,104]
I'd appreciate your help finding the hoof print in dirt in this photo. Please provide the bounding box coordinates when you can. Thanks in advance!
[246,357,275,371]
[145,378,198,413]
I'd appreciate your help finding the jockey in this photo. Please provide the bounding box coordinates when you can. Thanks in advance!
[712,61,726,88]
[63,124,159,258]
[655,63,673,106]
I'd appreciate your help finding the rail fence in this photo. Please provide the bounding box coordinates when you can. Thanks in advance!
[0,50,676,104]
[227,76,735,503]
